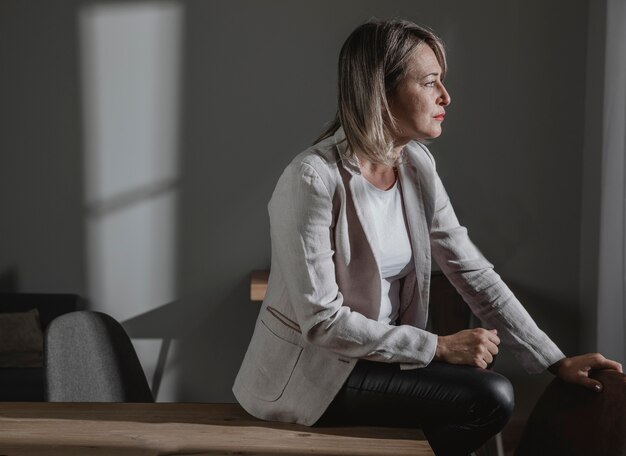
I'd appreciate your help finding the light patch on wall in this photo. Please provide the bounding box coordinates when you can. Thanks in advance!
[80,1,182,320]
[79,1,183,397]
[596,0,626,365]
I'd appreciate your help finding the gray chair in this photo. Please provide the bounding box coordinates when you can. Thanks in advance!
[44,310,154,402]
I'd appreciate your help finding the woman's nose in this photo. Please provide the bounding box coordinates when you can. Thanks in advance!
[439,83,451,106]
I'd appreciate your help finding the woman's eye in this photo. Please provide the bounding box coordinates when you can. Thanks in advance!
[424,81,436,87]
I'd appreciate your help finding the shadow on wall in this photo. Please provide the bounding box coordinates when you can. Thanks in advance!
[121,275,258,401]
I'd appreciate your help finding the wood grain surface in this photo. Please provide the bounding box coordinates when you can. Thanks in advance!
[0,402,434,456]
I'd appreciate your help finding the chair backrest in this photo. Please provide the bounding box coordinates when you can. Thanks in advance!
[515,369,626,455]
[45,311,154,402]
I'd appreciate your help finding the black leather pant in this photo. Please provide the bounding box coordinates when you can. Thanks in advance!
[316,360,514,456]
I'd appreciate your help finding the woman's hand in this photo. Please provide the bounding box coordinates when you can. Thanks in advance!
[548,353,623,392]
[434,328,500,369]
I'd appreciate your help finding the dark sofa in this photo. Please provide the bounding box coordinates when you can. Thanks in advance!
[0,293,82,401]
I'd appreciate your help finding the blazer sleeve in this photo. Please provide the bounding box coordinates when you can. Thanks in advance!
[269,160,438,366]
[428,160,565,373]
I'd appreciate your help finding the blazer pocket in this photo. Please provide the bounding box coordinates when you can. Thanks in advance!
[242,319,303,402]
[265,306,301,337]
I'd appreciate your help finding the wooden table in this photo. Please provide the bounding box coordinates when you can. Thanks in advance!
[0,402,434,455]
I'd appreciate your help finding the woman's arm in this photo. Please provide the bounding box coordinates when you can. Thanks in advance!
[425,154,565,373]
[426,158,624,384]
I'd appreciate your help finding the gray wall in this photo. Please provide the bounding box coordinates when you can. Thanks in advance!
[579,0,606,355]
[0,0,588,402]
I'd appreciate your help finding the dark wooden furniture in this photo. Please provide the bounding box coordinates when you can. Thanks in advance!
[515,369,626,456]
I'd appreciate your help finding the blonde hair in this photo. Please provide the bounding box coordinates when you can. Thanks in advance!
[315,18,447,166]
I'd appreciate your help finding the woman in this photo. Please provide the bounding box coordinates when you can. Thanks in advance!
[233,18,622,456]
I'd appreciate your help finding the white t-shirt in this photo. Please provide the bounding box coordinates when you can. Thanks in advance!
[356,175,414,324]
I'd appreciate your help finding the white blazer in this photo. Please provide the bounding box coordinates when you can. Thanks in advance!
[233,128,564,426]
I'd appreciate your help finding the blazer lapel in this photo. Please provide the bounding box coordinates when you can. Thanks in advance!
[398,151,433,328]
[333,129,382,320]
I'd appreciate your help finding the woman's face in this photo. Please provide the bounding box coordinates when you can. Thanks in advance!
[388,43,451,144]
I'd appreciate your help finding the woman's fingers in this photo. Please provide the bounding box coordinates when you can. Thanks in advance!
[475,330,497,368]
[477,329,499,359]
[578,375,604,392]
[589,355,622,372]
[486,341,499,356]
[483,350,493,365]
[486,329,500,345]
[579,354,622,391]
[435,328,502,368]
[553,353,624,392]
[575,353,622,372]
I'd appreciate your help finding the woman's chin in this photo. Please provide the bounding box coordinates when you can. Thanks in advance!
[416,130,443,142]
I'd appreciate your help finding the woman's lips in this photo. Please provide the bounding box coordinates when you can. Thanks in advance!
[434,113,446,121]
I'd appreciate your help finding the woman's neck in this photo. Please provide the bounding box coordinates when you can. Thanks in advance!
[359,158,397,191]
